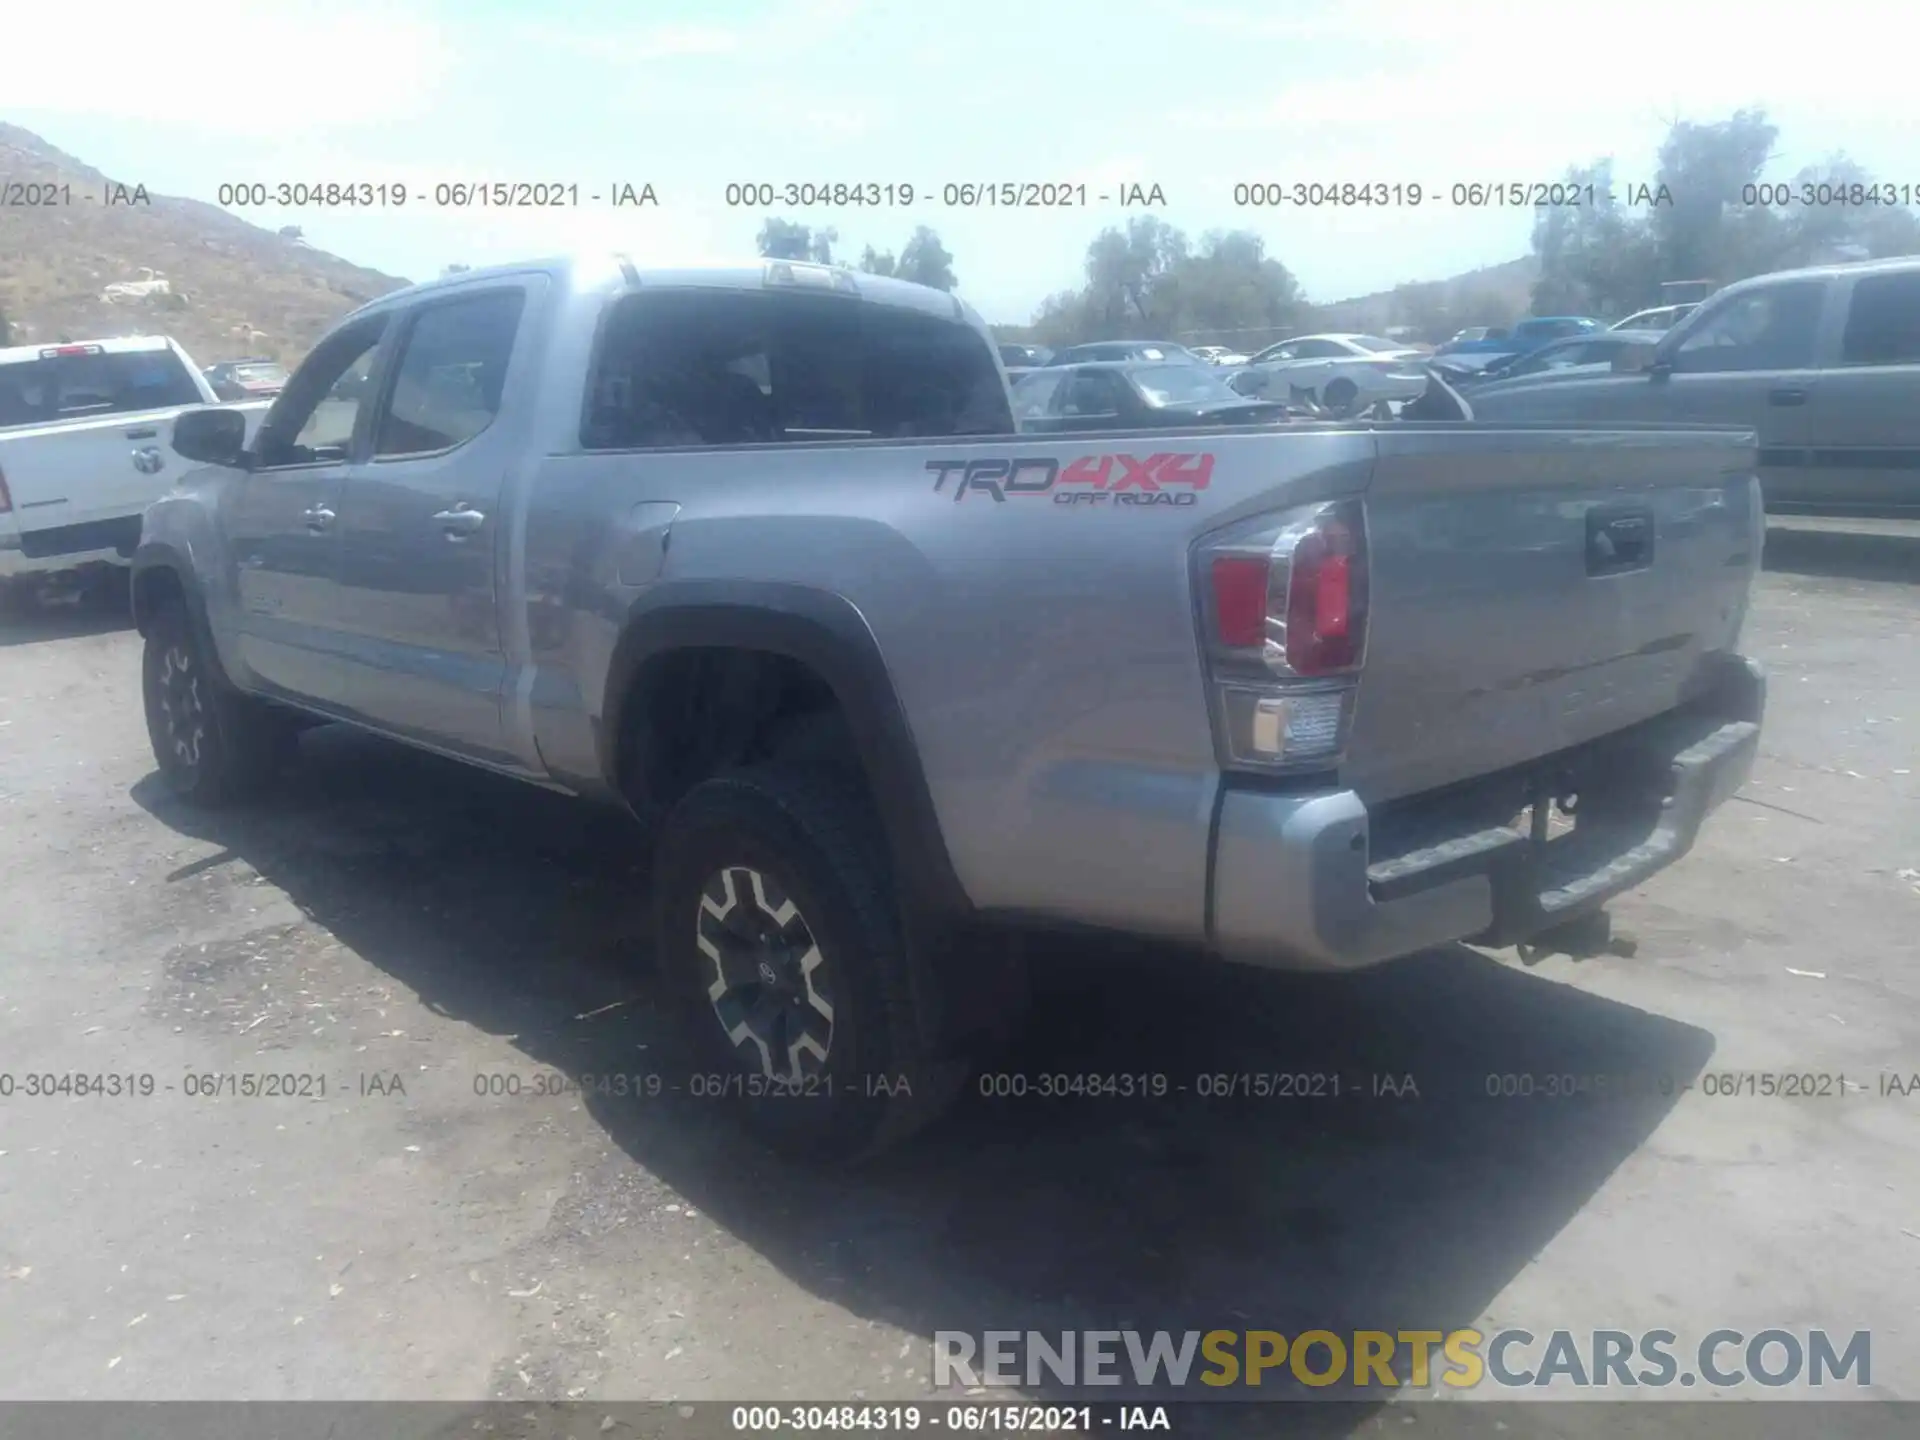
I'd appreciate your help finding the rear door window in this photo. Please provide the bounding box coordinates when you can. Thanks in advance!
[1838,271,1920,366]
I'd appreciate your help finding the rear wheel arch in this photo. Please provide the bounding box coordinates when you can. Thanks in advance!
[603,584,972,924]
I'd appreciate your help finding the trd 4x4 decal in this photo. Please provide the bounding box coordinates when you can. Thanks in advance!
[927,453,1215,506]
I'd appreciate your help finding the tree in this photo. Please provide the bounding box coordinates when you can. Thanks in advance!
[855,227,956,290]
[1168,229,1302,341]
[1081,215,1190,332]
[1646,110,1779,287]
[1027,219,1301,348]
[1530,109,1920,317]
[755,217,837,263]
[897,227,957,291]
[1780,154,1920,262]
[1529,159,1660,316]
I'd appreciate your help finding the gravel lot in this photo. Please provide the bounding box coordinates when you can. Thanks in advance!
[1,520,1916,1436]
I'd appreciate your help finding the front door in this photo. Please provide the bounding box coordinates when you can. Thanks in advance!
[1598,280,1826,506]
[332,281,536,763]
[224,315,390,707]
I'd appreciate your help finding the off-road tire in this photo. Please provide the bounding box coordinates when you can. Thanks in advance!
[652,761,969,1161]
[142,599,295,805]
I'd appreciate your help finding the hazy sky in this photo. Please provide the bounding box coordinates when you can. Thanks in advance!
[11,0,1917,322]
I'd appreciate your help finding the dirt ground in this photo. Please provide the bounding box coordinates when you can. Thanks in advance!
[1,519,1916,1437]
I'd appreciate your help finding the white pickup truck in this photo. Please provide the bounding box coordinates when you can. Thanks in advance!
[0,336,269,598]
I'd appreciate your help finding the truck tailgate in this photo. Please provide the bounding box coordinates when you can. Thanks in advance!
[1343,424,1761,805]
[0,406,192,529]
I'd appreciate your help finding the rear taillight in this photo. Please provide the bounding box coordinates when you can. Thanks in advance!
[1196,499,1369,772]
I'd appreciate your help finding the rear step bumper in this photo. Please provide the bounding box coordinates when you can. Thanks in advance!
[0,515,142,579]
[1209,654,1765,970]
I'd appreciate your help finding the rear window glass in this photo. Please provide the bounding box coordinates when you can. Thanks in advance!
[0,348,203,429]
[583,289,1013,449]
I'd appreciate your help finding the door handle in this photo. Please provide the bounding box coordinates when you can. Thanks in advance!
[124,426,158,440]
[432,505,487,539]
[1768,386,1809,406]
[303,505,336,532]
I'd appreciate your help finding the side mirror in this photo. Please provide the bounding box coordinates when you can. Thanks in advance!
[172,406,250,466]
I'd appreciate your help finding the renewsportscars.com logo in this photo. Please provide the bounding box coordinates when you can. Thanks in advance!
[932,1328,1873,1393]
[928,453,1215,506]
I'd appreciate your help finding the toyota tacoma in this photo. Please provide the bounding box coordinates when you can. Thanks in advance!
[132,255,1767,1157]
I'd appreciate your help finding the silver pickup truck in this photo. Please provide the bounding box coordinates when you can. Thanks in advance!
[133,254,1766,1158]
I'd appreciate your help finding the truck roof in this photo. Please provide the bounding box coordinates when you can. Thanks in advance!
[1718,254,1920,289]
[347,253,982,327]
[0,334,176,365]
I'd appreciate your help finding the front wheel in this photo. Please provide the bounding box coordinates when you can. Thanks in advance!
[1322,378,1359,415]
[142,600,295,804]
[652,763,967,1160]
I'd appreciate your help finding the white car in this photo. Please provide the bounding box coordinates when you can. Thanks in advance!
[1611,303,1699,332]
[1190,345,1251,366]
[0,336,271,597]
[1226,333,1431,414]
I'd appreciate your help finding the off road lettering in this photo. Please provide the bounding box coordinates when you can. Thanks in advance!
[934,453,1212,505]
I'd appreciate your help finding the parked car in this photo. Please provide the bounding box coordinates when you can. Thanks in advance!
[136,253,1765,1161]
[1225,333,1431,415]
[1190,345,1252,366]
[1468,256,1920,515]
[1011,361,1292,432]
[1451,330,1667,392]
[203,358,290,401]
[1611,303,1699,333]
[1043,340,1206,366]
[997,343,1052,384]
[0,335,270,600]
[1434,316,1603,360]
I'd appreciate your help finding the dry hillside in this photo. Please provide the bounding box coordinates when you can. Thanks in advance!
[1310,255,1540,338]
[0,123,411,368]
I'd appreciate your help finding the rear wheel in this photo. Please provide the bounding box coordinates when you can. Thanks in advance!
[1323,377,1359,415]
[652,762,968,1161]
[142,600,295,804]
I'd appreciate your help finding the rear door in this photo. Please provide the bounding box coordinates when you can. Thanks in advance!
[331,280,537,762]
[0,344,206,532]
[1800,267,1920,512]
[1651,280,1825,505]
